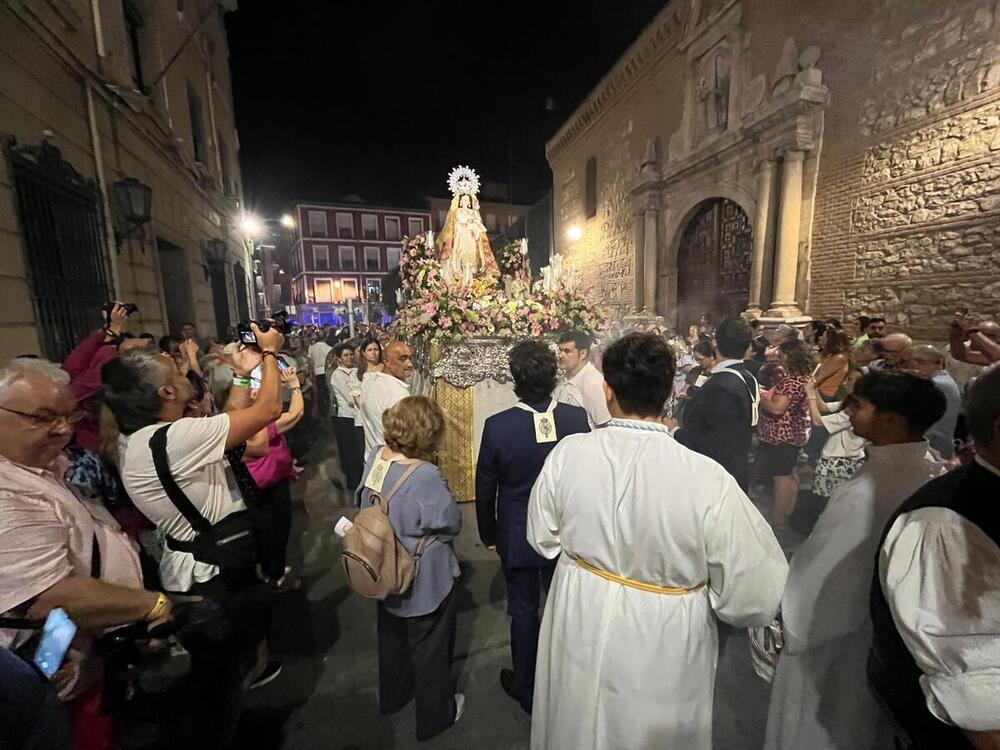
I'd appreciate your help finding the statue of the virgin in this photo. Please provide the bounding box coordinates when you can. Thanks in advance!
[436,166,500,284]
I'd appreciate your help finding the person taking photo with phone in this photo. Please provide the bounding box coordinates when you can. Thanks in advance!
[101,322,287,748]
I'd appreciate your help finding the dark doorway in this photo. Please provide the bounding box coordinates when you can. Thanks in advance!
[156,237,193,336]
[209,264,231,339]
[676,198,752,331]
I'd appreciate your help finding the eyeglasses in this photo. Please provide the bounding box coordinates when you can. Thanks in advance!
[0,406,86,428]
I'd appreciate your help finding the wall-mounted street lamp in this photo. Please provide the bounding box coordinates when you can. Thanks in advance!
[112,177,153,247]
[203,238,227,280]
[566,225,583,241]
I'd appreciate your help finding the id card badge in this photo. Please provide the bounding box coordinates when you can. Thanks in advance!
[364,453,393,493]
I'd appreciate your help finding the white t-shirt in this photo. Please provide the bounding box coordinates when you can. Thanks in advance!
[359,372,411,454]
[330,366,357,419]
[309,341,333,376]
[566,361,611,428]
[118,414,244,592]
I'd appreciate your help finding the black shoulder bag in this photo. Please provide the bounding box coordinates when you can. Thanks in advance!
[150,425,259,570]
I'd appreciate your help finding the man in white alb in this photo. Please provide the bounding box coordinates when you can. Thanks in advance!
[308,333,333,418]
[555,331,611,428]
[528,332,788,750]
[764,370,948,750]
[359,340,412,455]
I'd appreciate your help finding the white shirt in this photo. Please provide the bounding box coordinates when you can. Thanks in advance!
[818,407,867,459]
[308,341,333,376]
[765,440,945,749]
[119,414,244,592]
[330,366,358,419]
[878,454,1000,732]
[359,371,411,454]
[528,419,787,749]
[563,360,611,428]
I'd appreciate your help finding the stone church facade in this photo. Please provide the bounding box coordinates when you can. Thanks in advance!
[547,0,1000,340]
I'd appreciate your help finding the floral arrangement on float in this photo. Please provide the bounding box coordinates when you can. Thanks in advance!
[391,233,610,344]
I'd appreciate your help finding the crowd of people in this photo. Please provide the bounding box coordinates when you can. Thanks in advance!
[0,299,997,750]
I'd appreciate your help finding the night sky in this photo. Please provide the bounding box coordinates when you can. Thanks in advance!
[226,0,669,215]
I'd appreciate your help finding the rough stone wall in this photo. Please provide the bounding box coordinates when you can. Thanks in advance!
[551,0,1000,341]
[810,0,1000,340]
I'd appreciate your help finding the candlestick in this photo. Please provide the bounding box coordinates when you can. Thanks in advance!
[426,230,434,248]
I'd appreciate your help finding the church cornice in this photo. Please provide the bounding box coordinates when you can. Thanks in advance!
[545,3,688,164]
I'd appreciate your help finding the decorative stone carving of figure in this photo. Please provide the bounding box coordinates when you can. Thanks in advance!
[696,50,731,135]
[772,37,800,96]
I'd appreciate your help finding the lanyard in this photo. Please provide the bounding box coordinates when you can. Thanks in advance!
[515,400,558,443]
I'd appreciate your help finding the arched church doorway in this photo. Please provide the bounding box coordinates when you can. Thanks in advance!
[676,198,751,331]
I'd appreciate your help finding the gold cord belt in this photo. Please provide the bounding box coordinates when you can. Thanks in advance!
[572,556,706,596]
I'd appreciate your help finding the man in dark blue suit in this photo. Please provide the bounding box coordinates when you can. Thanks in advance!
[476,340,590,713]
[672,317,760,490]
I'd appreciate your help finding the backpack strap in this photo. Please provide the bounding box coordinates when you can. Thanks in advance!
[714,367,761,427]
[149,425,212,533]
[376,461,425,509]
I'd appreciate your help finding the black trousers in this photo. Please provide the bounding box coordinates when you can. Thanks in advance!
[377,588,458,741]
[314,376,331,419]
[504,564,554,707]
[333,417,365,494]
[180,568,273,750]
[257,479,292,579]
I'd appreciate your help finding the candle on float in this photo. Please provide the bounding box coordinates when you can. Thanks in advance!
[426,230,434,248]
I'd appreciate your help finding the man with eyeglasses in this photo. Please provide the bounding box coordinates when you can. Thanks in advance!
[0,357,170,745]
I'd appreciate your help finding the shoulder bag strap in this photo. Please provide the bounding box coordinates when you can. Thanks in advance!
[149,424,212,533]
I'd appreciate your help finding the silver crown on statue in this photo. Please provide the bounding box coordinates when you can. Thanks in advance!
[447,165,480,197]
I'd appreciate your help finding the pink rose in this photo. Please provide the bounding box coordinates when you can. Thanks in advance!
[438,316,453,329]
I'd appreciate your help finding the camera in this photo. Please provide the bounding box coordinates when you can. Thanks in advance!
[102,301,138,319]
[237,309,291,348]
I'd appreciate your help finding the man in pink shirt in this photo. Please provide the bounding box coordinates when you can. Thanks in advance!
[0,356,167,748]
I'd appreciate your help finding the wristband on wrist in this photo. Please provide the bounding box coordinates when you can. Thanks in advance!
[261,351,278,360]
[145,593,170,622]
[233,377,251,388]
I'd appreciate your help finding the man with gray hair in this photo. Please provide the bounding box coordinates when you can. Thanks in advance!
[0,357,167,720]
[901,345,962,458]
[869,332,913,371]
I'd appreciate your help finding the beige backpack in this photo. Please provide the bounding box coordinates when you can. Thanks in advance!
[342,461,432,600]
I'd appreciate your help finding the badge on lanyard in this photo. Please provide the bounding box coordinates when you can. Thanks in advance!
[516,399,558,443]
[365,453,394,493]
[534,411,557,443]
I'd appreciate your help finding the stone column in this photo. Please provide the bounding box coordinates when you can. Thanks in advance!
[642,204,658,313]
[745,158,775,315]
[766,149,806,318]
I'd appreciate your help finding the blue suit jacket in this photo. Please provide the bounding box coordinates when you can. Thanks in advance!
[475,400,590,568]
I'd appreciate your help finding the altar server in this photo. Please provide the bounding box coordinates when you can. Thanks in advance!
[528,332,787,750]
[764,370,947,750]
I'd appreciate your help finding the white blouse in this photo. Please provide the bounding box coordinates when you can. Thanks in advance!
[879,459,1000,732]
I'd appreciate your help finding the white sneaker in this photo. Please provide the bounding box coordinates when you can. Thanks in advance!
[453,693,466,723]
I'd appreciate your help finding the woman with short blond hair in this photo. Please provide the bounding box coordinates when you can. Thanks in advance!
[359,395,464,741]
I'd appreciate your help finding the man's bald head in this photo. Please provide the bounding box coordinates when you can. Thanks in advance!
[880,333,913,366]
[383,340,414,382]
[901,344,944,377]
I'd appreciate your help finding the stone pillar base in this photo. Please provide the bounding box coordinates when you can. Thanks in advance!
[753,313,813,339]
